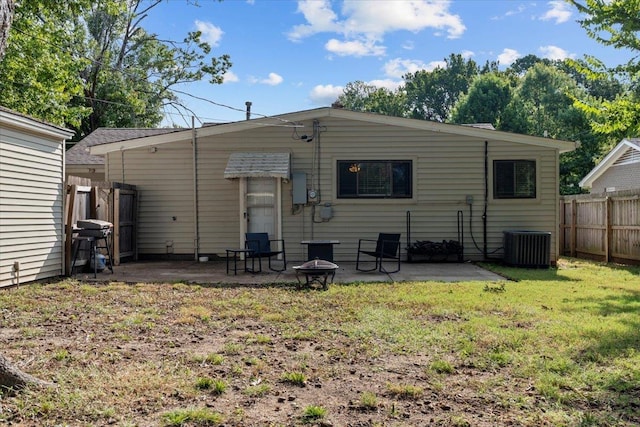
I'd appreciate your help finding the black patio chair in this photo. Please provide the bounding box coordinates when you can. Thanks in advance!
[245,232,287,272]
[356,233,401,273]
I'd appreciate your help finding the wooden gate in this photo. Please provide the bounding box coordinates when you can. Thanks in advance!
[65,178,138,274]
[112,183,137,265]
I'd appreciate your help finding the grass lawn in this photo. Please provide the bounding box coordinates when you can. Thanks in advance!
[0,257,639,426]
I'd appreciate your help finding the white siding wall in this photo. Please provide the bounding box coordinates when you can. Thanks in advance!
[105,116,561,263]
[0,127,66,287]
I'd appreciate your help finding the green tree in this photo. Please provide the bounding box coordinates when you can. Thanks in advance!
[568,0,640,73]
[507,54,553,76]
[500,63,600,194]
[0,0,231,138]
[0,0,14,58]
[449,73,513,127]
[334,81,406,117]
[72,0,231,137]
[404,53,480,122]
[0,1,89,127]
[567,0,640,139]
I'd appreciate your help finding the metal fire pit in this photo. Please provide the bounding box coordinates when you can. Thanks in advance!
[292,259,339,290]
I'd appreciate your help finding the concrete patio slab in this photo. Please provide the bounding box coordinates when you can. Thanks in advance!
[71,259,506,286]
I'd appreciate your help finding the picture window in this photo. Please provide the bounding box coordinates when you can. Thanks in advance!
[337,160,412,198]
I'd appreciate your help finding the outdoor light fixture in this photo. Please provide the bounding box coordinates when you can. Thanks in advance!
[349,163,361,173]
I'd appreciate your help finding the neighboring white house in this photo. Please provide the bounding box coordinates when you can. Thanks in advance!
[579,138,640,193]
[90,107,578,265]
[0,106,74,287]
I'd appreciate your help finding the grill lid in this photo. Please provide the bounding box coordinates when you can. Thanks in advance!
[77,219,113,229]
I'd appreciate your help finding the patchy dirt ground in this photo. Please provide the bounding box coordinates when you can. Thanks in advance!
[0,279,627,426]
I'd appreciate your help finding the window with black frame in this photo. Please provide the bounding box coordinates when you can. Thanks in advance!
[493,159,536,199]
[337,160,412,198]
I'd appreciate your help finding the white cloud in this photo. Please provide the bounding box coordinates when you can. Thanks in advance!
[367,79,403,91]
[309,84,344,105]
[325,39,385,57]
[194,20,223,46]
[540,1,572,24]
[401,40,415,50]
[383,58,442,78]
[249,73,284,86]
[288,0,341,41]
[505,4,527,17]
[497,48,521,66]
[263,73,284,86]
[339,0,466,39]
[222,71,239,83]
[310,78,406,106]
[288,0,466,58]
[539,45,575,60]
[460,50,475,59]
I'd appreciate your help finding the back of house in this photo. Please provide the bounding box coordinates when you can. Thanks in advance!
[91,107,576,266]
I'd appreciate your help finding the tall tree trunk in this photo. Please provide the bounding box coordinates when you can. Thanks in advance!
[0,0,15,60]
[0,354,51,390]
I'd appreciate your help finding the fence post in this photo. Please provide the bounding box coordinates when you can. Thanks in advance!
[65,185,77,276]
[559,199,565,255]
[605,196,612,262]
[113,188,121,266]
[90,186,98,219]
[570,199,577,257]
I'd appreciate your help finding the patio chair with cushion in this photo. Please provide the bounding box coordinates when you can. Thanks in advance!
[356,233,401,273]
[245,232,287,272]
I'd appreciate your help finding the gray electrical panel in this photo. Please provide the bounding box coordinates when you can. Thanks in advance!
[292,172,307,204]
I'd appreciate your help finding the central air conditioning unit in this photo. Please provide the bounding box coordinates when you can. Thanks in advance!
[503,230,551,268]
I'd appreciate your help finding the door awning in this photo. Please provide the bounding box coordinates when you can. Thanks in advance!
[224,152,291,179]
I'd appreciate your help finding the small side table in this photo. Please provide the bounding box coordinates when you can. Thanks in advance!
[226,249,255,275]
[300,240,340,262]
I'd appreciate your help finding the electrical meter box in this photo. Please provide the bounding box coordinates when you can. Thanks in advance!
[292,172,307,204]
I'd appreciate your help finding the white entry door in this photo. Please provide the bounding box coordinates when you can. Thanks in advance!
[246,177,277,236]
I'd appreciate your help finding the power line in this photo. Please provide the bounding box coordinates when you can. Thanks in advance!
[6,12,299,127]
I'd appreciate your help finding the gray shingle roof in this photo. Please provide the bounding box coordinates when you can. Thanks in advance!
[66,128,183,165]
[223,152,291,179]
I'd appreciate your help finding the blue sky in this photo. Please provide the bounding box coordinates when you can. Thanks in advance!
[143,0,635,127]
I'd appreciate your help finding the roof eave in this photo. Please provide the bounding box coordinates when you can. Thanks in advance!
[90,107,579,154]
[0,109,74,140]
[579,138,637,188]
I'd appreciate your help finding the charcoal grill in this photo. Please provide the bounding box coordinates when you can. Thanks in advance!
[71,219,114,277]
[293,259,339,290]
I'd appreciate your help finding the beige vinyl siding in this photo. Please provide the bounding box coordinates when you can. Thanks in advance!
[0,127,66,287]
[104,116,562,263]
[106,141,195,255]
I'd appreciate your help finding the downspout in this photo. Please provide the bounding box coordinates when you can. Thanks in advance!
[192,116,200,261]
[483,140,488,260]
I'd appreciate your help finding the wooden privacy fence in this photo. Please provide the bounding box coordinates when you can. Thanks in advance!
[65,177,138,274]
[560,189,640,264]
